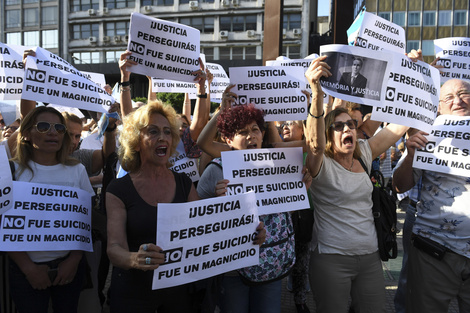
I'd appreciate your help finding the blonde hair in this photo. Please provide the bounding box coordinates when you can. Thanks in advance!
[324,108,362,160]
[13,106,79,177]
[118,99,180,173]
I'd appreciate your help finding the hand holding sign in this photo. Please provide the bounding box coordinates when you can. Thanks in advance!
[120,50,138,82]
[132,243,165,271]
[406,130,430,159]
[305,55,332,88]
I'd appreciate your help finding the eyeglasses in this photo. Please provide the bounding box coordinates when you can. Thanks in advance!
[439,91,470,105]
[4,126,19,131]
[330,119,358,132]
[281,121,296,129]
[34,122,67,134]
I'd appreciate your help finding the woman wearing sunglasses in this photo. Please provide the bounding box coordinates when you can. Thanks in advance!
[303,56,408,312]
[8,106,94,313]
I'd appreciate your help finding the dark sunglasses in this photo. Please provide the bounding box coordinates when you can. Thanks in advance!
[330,119,358,132]
[34,122,67,134]
[5,125,19,131]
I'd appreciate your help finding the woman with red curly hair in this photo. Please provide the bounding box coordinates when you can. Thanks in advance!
[196,86,297,313]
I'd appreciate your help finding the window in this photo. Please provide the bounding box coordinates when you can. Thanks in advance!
[106,50,125,63]
[24,31,39,46]
[23,0,38,3]
[72,24,99,39]
[6,10,20,28]
[41,7,58,26]
[422,40,434,56]
[378,12,390,21]
[282,45,300,59]
[393,12,405,27]
[6,32,21,45]
[408,12,420,26]
[220,15,257,32]
[105,21,130,36]
[42,29,58,49]
[201,47,214,60]
[218,46,259,60]
[423,11,435,26]
[104,0,135,9]
[71,0,99,12]
[24,8,39,27]
[142,0,174,5]
[438,11,451,26]
[73,52,100,64]
[180,0,214,3]
[5,0,20,5]
[407,40,419,53]
[179,17,214,34]
[454,10,467,26]
[283,13,301,30]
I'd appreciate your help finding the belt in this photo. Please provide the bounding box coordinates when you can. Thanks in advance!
[409,200,418,208]
[35,254,69,269]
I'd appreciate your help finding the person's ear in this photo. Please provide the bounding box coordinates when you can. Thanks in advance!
[225,136,233,148]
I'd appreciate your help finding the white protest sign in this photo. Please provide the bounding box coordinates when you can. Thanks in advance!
[413,115,470,176]
[48,104,85,119]
[22,47,114,113]
[128,13,200,82]
[221,147,309,215]
[434,37,470,84]
[229,66,306,121]
[0,43,28,100]
[169,140,200,182]
[0,100,18,126]
[371,54,440,132]
[266,58,314,92]
[350,12,406,54]
[320,44,392,107]
[151,78,198,94]
[153,192,259,289]
[81,71,107,89]
[207,62,230,103]
[0,181,93,252]
[0,146,13,214]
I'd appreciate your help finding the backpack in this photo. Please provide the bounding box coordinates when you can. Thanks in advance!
[207,159,296,285]
[358,158,398,261]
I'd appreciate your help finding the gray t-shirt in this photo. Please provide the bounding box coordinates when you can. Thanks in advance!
[197,162,222,199]
[71,148,96,176]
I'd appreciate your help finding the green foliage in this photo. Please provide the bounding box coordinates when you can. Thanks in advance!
[157,92,185,113]
[132,97,148,104]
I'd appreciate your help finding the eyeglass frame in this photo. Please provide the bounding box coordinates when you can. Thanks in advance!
[439,90,470,105]
[34,122,67,134]
[329,119,358,132]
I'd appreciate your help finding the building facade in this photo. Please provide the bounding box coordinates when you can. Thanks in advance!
[2,0,318,96]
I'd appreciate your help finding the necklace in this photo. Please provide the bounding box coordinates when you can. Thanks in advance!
[348,158,354,171]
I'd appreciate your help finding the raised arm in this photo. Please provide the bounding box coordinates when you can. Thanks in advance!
[188,58,210,141]
[304,56,331,177]
[367,123,409,159]
[147,76,157,102]
[119,51,138,117]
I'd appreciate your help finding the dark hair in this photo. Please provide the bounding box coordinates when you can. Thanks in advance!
[217,104,265,140]
[324,108,362,160]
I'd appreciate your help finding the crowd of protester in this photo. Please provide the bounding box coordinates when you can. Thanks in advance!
[0,33,469,313]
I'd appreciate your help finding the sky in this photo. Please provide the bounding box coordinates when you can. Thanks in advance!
[318,1,330,17]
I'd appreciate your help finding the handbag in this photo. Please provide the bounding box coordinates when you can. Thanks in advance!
[358,158,398,261]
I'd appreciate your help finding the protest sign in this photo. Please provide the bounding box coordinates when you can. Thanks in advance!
[153,192,259,289]
[434,37,470,84]
[0,43,28,100]
[0,146,13,215]
[221,147,309,215]
[371,53,440,132]
[348,11,405,54]
[206,62,230,103]
[151,78,198,95]
[22,47,114,113]
[413,115,470,176]
[229,66,306,121]
[81,71,107,89]
[319,44,391,107]
[169,140,200,182]
[266,57,315,92]
[0,100,18,126]
[128,13,200,82]
[0,181,93,252]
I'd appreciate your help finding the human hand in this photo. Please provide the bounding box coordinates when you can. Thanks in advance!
[119,50,137,80]
[215,179,229,197]
[132,243,165,271]
[405,130,429,159]
[23,49,36,68]
[53,256,80,286]
[301,166,313,189]
[305,55,332,88]
[221,84,237,111]
[253,222,266,246]
[24,264,51,290]
[407,49,424,62]
[192,57,207,86]
[206,68,214,85]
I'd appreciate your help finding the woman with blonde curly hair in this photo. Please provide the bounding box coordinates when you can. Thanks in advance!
[105,99,200,313]
[8,106,93,313]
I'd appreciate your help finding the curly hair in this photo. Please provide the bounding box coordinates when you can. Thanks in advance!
[324,108,362,160]
[118,99,180,173]
[13,106,79,177]
[216,104,265,140]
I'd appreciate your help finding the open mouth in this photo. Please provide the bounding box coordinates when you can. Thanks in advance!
[246,143,258,149]
[343,135,353,146]
[156,146,168,156]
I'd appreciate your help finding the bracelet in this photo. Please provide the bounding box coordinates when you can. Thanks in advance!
[120,81,130,87]
[120,86,131,92]
[308,110,324,118]
[197,93,207,98]
[105,124,117,132]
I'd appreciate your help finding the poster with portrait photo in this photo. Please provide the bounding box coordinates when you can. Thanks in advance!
[319,44,392,108]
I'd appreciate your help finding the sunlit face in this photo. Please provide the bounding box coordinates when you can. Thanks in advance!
[225,121,263,150]
[26,112,65,157]
[331,113,357,155]
[349,108,363,128]
[67,121,83,153]
[352,60,362,76]
[179,116,189,138]
[282,121,303,142]
[2,120,20,139]
[138,113,173,166]
[438,79,470,116]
